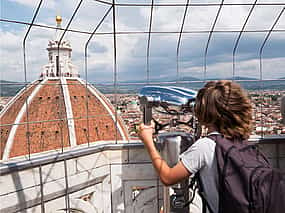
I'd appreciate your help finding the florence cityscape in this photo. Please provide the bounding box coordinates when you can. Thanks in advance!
[1,87,284,139]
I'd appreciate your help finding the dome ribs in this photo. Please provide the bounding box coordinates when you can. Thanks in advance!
[67,79,123,144]
[88,85,129,140]
[0,82,38,160]
[10,80,69,158]
[1,78,129,160]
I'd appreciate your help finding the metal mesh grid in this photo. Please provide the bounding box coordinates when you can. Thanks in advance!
[1,0,285,160]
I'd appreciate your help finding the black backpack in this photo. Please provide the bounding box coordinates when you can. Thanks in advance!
[197,134,285,213]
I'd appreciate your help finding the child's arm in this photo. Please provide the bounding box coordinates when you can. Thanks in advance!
[138,123,191,186]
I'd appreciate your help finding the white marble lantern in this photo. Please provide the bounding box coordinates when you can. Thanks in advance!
[41,16,78,78]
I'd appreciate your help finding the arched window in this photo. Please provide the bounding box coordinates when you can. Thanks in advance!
[49,53,52,61]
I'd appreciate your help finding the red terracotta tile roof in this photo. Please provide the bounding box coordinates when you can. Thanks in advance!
[67,79,127,144]
[1,78,129,160]
[10,80,69,158]
[0,82,38,159]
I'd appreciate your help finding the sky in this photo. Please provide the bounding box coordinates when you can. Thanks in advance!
[0,0,285,83]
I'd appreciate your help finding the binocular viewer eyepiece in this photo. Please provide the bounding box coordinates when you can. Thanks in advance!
[138,86,197,125]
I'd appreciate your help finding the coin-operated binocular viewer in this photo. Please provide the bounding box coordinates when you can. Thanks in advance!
[139,86,200,213]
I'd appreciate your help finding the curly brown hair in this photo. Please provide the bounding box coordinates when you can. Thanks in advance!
[194,80,253,140]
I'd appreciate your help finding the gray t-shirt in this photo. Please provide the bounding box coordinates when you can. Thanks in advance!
[180,132,219,213]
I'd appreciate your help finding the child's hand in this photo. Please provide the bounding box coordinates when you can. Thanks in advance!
[138,122,155,146]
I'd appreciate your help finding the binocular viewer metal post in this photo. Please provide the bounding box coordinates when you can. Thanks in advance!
[157,132,195,213]
[138,86,198,213]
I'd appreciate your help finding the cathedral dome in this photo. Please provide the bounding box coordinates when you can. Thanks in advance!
[0,17,129,161]
[0,78,129,161]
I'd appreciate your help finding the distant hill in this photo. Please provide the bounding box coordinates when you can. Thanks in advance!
[0,80,25,97]
[119,76,257,84]
[176,76,201,81]
[233,76,258,80]
[115,76,200,84]
[96,76,285,94]
[206,76,258,81]
[1,77,285,96]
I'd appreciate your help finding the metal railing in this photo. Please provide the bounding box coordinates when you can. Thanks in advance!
[0,137,284,212]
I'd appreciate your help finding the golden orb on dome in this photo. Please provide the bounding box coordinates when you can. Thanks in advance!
[56,15,62,24]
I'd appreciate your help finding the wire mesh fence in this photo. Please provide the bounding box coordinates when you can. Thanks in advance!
[0,2,285,213]
[0,0,285,160]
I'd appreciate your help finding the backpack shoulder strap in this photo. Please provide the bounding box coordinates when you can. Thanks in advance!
[196,172,215,213]
[185,173,215,213]
[206,133,222,144]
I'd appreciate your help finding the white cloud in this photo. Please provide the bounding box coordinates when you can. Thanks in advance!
[1,0,284,82]
[9,0,56,9]
[0,27,54,81]
[181,57,285,79]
